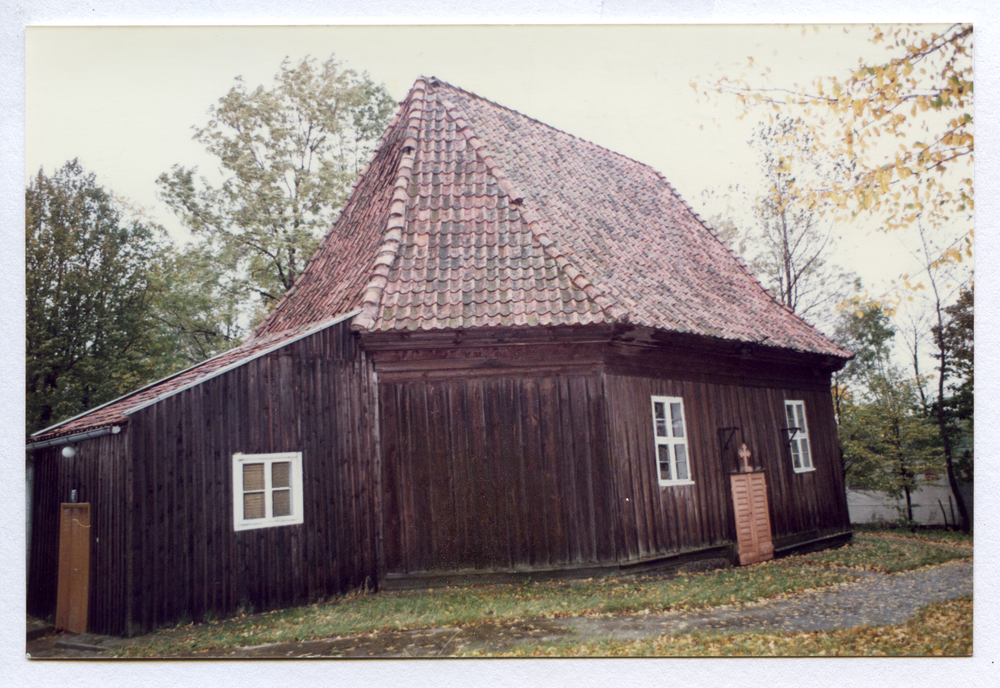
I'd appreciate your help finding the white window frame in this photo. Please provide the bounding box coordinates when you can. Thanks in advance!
[232,452,304,531]
[784,401,815,473]
[651,396,694,487]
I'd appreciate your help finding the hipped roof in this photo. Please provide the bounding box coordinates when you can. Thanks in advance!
[30,77,849,443]
[255,77,849,358]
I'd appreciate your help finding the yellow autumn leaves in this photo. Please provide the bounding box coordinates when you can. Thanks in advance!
[698,24,973,238]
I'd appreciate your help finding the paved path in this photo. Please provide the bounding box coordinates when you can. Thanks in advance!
[26,556,972,658]
[563,558,972,642]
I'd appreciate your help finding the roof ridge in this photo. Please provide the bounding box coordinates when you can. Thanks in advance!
[434,83,624,325]
[350,79,428,332]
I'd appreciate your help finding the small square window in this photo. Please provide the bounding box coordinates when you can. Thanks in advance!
[651,396,694,486]
[232,452,304,531]
[784,401,814,473]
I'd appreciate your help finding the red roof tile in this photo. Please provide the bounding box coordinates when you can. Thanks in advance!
[31,77,849,442]
[259,77,849,357]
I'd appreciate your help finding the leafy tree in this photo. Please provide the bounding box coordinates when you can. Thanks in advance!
[937,286,973,497]
[929,280,973,532]
[150,240,246,365]
[838,370,943,524]
[157,54,396,314]
[26,160,175,435]
[834,290,896,394]
[697,24,973,235]
[936,285,973,427]
[832,296,943,522]
[705,115,855,330]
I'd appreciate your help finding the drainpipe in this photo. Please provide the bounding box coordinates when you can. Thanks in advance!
[25,425,121,451]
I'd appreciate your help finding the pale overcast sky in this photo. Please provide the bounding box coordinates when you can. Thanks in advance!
[4,3,997,687]
[25,23,967,303]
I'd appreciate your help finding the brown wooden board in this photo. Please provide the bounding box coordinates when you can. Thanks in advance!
[115,321,379,635]
[28,433,129,636]
[378,371,615,575]
[55,503,91,634]
[730,472,775,566]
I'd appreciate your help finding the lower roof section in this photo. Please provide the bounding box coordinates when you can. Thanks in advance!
[28,311,360,444]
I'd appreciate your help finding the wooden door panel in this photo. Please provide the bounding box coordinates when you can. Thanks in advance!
[730,473,774,565]
[55,503,90,634]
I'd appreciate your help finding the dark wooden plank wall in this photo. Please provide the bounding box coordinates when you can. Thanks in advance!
[27,431,130,636]
[123,320,378,636]
[380,373,616,574]
[606,372,849,563]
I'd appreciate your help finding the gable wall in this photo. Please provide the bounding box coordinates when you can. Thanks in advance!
[369,327,849,579]
[27,431,130,636]
[123,320,378,635]
[605,357,850,562]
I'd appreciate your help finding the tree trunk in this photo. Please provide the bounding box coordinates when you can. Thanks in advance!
[903,483,913,526]
[935,326,971,533]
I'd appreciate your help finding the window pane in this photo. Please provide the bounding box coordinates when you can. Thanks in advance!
[243,463,265,491]
[244,492,265,519]
[658,444,672,480]
[670,402,684,438]
[800,438,811,468]
[795,403,807,430]
[654,402,667,437]
[272,489,292,517]
[790,440,801,469]
[272,461,291,488]
[674,444,689,480]
[785,403,797,429]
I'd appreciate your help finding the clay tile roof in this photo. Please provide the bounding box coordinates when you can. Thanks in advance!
[31,77,849,443]
[256,77,850,358]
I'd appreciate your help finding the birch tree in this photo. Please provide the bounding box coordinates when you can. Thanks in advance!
[696,24,973,236]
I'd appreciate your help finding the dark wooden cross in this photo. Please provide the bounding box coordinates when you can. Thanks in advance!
[738,443,752,472]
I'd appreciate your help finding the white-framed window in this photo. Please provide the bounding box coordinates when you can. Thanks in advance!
[651,396,694,486]
[232,452,304,531]
[784,401,814,473]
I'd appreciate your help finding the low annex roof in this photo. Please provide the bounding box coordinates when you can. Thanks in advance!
[255,77,851,359]
[29,314,357,443]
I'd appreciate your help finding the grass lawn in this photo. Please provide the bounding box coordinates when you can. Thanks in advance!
[106,531,971,658]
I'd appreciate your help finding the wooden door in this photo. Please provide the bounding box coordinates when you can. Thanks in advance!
[55,503,90,634]
[730,473,774,565]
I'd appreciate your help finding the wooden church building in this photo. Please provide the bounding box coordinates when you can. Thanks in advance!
[27,77,853,636]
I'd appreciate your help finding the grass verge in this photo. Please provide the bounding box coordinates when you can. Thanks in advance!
[851,523,974,548]
[110,563,856,657]
[468,596,972,657]
[782,534,971,573]
[106,534,970,658]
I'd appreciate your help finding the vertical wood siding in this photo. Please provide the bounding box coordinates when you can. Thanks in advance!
[380,373,615,574]
[606,372,849,562]
[27,432,130,636]
[121,320,378,635]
